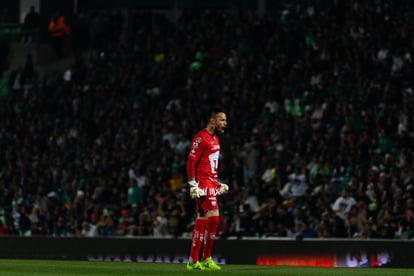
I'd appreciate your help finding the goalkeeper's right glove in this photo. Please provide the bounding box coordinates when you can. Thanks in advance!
[188,179,204,199]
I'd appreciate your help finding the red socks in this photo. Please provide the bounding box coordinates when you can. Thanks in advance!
[202,216,220,261]
[189,218,207,264]
[189,216,220,264]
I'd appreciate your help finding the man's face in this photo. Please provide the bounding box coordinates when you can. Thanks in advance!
[214,112,227,134]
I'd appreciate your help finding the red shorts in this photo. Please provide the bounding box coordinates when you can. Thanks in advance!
[196,195,219,214]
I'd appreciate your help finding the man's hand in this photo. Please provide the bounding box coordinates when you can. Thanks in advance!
[218,182,229,195]
[190,186,204,199]
[188,179,204,199]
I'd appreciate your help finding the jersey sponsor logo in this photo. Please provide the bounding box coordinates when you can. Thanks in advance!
[200,188,220,196]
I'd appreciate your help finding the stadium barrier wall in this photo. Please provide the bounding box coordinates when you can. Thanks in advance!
[0,236,412,268]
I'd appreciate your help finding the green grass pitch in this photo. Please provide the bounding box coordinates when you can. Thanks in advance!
[0,259,414,276]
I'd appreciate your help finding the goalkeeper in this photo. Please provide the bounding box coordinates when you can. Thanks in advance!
[186,107,229,271]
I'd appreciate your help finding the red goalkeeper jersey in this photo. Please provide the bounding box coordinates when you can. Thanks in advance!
[187,129,220,192]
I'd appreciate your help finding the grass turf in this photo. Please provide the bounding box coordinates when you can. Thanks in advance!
[0,259,413,276]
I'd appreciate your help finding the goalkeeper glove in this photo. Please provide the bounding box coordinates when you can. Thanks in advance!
[188,179,205,198]
[218,182,229,195]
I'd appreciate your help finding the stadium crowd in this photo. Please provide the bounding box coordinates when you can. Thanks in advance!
[1,0,414,240]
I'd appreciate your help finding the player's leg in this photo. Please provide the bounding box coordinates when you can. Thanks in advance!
[187,199,208,270]
[187,217,207,269]
[201,209,221,270]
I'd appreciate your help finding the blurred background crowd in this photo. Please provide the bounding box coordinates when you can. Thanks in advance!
[1,0,414,240]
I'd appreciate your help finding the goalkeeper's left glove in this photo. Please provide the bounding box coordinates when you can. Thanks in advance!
[218,182,229,195]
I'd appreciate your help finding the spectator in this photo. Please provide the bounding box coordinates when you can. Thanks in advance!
[395,207,414,239]
[0,210,8,235]
[235,203,255,237]
[332,188,357,222]
[355,221,379,239]
[127,178,143,207]
[52,216,69,237]
[0,220,7,235]
[48,13,70,58]
[152,210,168,237]
[81,221,99,237]
[346,205,360,238]
[299,219,316,238]
[22,5,41,44]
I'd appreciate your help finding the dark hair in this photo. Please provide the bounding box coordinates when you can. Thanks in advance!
[207,107,225,121]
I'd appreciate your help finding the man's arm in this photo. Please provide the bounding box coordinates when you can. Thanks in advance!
[186,158,196,180]
[186,136,204,198]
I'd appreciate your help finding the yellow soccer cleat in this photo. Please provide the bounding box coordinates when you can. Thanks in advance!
[201,257,221,270]
[186,261,205,271]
